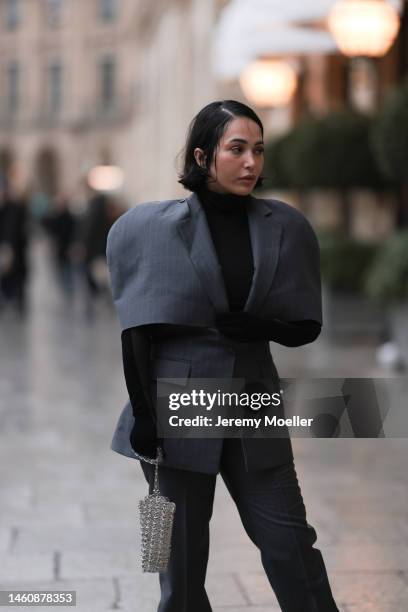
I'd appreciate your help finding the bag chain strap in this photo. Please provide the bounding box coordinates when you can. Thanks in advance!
[131,446,163,495]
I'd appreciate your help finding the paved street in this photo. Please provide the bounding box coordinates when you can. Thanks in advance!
[1,237,408,611]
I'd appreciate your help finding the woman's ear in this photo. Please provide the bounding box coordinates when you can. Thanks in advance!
[193,148,206,169]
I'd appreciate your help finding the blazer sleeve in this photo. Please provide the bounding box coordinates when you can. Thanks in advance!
[262,202,323,326]
[121,326,155,419]
[106,203,210,331]
[106,206,160,331]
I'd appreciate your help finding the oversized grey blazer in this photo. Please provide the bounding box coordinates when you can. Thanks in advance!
[106,191,322,474]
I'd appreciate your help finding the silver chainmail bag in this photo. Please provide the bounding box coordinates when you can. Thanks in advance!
[132,447,176,573]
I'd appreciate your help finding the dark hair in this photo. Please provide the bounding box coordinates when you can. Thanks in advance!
[177,100,265,192]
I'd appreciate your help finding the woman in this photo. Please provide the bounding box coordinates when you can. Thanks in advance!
[107,100,339,612]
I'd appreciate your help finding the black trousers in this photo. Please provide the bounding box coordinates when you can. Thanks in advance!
[140,438,339,612]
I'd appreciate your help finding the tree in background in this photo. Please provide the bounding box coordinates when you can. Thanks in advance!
[263,111,388,230]
[372,78,408,227]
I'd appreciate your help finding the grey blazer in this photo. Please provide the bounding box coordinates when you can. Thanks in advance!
[106,191,322,474]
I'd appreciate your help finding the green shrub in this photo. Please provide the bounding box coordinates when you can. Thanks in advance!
[293,112,386,189]
[262,131,296,189]
[264,111,387,191]
[372,79,408,183]
[365,231,408,303]
[318,230,379,295]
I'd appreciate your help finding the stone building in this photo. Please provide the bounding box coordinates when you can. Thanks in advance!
[0,0,226,207]
[129,0,228,201]
[2,0,404,209]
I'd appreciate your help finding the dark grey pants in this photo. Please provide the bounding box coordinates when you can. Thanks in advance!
[140,438,339,612]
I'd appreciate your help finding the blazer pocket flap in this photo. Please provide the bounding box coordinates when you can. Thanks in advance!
[152,358,191,386]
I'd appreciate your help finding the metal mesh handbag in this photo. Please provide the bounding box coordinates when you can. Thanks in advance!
[132,446,176,573]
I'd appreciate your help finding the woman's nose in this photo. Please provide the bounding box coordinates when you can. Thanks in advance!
[243,153,255,168]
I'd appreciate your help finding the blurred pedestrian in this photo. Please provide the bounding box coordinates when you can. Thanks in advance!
[0,187,29,315]
[79,192,122,316]
[42,194,77,298]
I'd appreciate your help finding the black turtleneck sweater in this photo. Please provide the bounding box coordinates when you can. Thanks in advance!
[121,187,321,420]
[197,186,253,311]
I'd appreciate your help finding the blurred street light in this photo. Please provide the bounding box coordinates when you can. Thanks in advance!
[328,0,401,57]
[87,165,124,192]
[239,59,298,107]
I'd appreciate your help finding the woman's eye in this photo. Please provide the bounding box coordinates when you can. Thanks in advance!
[230,147,264,155]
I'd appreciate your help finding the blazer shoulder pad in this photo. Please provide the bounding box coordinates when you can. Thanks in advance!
[262,197,317,237]
[107,198,180,241]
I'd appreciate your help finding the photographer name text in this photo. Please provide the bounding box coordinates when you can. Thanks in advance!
[168,415,314,428]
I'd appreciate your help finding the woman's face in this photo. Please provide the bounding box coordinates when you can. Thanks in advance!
[194,116,264,195]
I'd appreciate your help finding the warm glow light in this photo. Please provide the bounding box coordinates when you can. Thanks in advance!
[328,0,400,57]
[239,59,298,108]
[87,165,124,191]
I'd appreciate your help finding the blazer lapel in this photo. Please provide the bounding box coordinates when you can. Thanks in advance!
[177,192,229,312]
[244,197,282,313]
[176,192,282,315]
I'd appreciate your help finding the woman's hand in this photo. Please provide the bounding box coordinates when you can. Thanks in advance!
[215,311,268,342]
[215,312,321,346]
[130,409,163,460]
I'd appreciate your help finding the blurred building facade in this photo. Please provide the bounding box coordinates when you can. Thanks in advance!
[0,0,406,206]
[129,0,228,200]
[212,0,407,240]
[0,0,142,205]
[215,1,406,129]
[0,0,228,205]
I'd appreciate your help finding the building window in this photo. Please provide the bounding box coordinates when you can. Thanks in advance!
[100,55,116,111]
[99,0,117,23]
[6,61,20,114]
[4,0,21,30]
[48,62,63,114]
[46,0,63,29]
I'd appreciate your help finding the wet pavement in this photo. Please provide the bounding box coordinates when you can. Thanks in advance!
[1,237,408,611]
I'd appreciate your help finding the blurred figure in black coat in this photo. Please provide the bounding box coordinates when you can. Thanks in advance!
[79,192,123,316]
[42,194,77,298]
[0,187,29,315]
